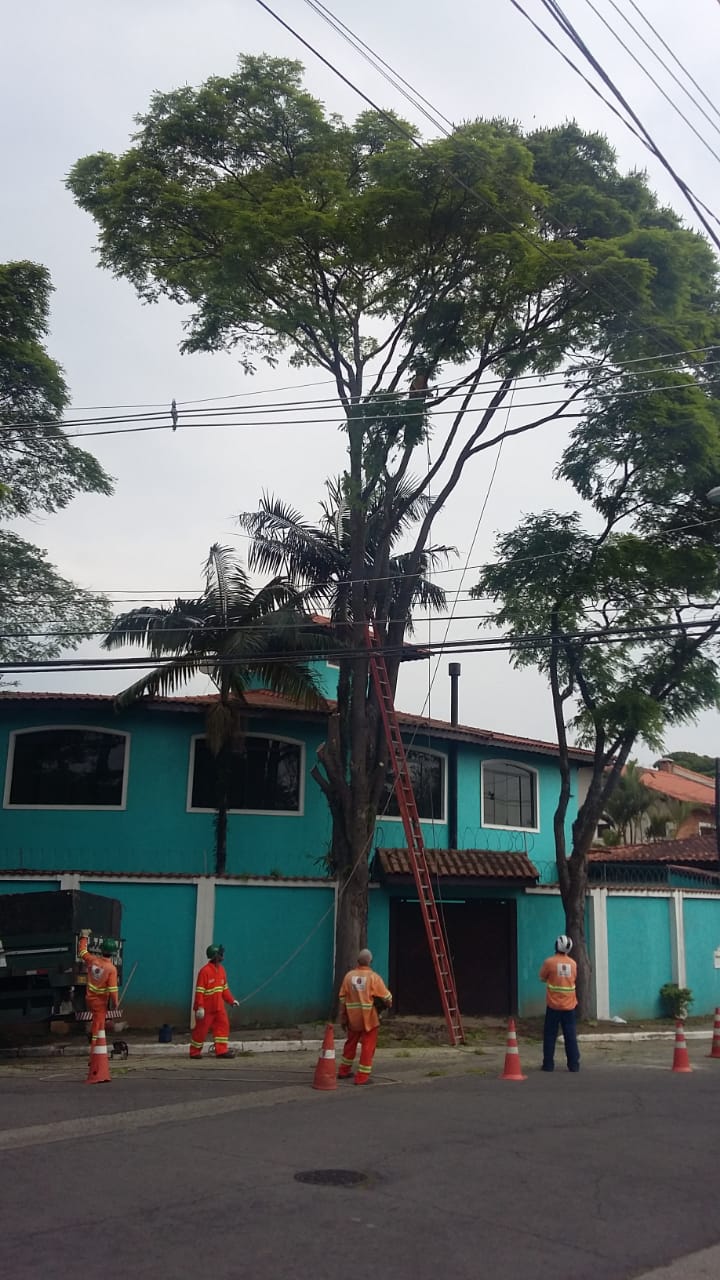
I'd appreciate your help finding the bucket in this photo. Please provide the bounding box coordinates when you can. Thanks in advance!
[158,1024,173,1044]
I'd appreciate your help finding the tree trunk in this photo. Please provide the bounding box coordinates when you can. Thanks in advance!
[563,854,591,1017]
[332,838,370,1001]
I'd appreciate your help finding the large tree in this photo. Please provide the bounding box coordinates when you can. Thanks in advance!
[0,261,112,668]
[68,53,720,989]
[474,368,720,1012]
[103,543,329,874]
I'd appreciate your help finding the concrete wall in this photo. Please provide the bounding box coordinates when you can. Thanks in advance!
[607,895,672,1020]
[684,897,720,1015]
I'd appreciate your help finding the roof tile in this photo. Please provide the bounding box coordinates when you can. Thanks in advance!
[376,847,539,881]
[590,834,718,864]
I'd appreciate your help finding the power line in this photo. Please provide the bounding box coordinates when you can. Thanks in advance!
[530,0,720,249]
[624,0,720,129]
[579,0,720,167]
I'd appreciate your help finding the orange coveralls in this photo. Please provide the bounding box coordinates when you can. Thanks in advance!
[77,940,119,1041]
[338,964,392,1083]
[190,959,236,1057]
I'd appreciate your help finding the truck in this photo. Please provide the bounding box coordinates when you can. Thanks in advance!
[0,889,123,1026]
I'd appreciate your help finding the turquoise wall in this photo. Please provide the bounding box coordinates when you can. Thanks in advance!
[516,892,567,1016]
[684,898,720,1015]
[608,896,671,1019]
[0,879,59,893]
[0,704,332,878]
[82,880,196,1026]
[214,883,335,1023]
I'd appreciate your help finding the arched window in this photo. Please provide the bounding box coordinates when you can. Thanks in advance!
[383,748,446,822]
[482,761,538,830]
[5,727,129,809]
[188,735,303,814]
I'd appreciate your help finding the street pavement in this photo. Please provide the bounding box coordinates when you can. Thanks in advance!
[1,1038,719,1279]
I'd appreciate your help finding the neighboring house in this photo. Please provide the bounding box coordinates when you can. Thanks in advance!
[595,758,716,845]
[639,759,716,838]
[2,680,720,1025]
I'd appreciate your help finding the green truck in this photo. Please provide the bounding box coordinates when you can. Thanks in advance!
[0,889,123,1025]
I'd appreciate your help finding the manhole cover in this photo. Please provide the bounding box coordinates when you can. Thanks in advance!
[294,1169,368,1188]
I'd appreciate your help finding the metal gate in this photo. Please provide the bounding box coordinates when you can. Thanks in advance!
[389,897,517,1017]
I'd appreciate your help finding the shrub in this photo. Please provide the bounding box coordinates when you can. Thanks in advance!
[659,983,694,1019]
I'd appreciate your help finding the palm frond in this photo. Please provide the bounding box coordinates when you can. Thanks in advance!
[103,602,205,655]
[113,656,207,708]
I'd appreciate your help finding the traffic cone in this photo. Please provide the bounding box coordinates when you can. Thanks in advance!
[671,1020,692,1073]
[312,1023,337,1091]
[86,1028,112,1084]
[707,1008,720,1059]
[499,1018,527,1081]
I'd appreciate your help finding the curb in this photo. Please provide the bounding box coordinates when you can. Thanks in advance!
[0,1038,323,1060]
[578,1030,712,1043]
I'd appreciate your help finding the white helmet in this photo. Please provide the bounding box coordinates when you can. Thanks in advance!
[555,934,573,954]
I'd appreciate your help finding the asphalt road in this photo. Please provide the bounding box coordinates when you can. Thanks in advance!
[1,1046,719,1280]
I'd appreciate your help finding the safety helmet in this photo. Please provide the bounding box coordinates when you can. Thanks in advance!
[555,934,573,954]
[206,943,224,961]
[100,937,118,957]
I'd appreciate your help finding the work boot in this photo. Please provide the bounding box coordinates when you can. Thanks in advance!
[215,1049,236,1060]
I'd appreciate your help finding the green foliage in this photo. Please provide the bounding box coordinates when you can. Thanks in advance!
[602,762,653,844]
[0,532,111,665]
[0,262,113,670]
[659,983,694,1019]
[0,261,112,517]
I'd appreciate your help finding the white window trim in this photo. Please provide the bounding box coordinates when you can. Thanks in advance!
[382,746,448,824]
[481,759,540,834]
[186,732,306,817]
[3,725,131,812]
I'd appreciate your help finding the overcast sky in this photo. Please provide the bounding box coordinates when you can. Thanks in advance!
[3,0,720,761]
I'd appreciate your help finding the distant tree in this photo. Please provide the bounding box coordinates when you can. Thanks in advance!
[659,751,716,777]
[68,53,720,992]
[476,362,720,1014]
[103,544,329,874]
[602,762,653,844]
[0,261,113,670]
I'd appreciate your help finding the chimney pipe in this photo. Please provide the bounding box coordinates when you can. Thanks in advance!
[448,663,461,850]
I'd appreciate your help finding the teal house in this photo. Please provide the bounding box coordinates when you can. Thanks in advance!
[1,673,718,1026]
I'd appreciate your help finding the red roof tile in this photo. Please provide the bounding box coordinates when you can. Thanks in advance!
[376,847,539,881]
[0,691,592,759]
[638,768,715,808]
[589,834,718,864]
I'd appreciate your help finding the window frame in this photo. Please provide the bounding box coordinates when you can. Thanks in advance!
[480,759,540,833]
[382,746,448,824]
[186,732,306,817]
[3,725,131,812]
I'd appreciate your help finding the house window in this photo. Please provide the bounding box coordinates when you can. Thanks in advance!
[5,727,128,809]
[383,749,445,822]
[482,761,537,830]
[189,735,303,813]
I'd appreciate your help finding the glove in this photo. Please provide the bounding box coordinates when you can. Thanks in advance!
[232,1000,240,1008]
[194,1007,205,1020]
[80,928,91,938]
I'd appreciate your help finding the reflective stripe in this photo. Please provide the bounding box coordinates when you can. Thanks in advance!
[340,1057,355,1067]
[91,1044,108,1056]
[344,1001,375,1010]
[320,1050,335,1060]
[547,983,575,993]
[190,1039,204,1049]
[356,1064,372,1074]
[87,982,110,995]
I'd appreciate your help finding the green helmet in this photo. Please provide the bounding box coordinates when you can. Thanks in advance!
[206,943,224,961]
[101,937,118,957]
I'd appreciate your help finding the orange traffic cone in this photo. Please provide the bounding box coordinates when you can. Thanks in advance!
[86,1028,112,1084]
[671,1020,692,1074]
[499,1018,527,1081]
[707,1008,720,1059]
[312,1024,337,1091]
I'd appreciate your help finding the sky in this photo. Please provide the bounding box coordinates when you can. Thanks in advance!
[3,0,720,761]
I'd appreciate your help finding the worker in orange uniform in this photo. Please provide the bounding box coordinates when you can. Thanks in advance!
[539,934,580,1073]
[190,943,240,1059]
[338,948,392,1085]
[78,929,119,1041]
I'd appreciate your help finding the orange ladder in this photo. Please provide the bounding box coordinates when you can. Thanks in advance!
[366,629,465,1046]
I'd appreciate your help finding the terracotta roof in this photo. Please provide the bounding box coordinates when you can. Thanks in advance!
[638,767,715,808]
[376,847,539,881]
[589,834,718,864]
[0,690,590,760]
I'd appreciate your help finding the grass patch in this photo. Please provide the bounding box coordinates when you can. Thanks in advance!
[426,1069,447,1078]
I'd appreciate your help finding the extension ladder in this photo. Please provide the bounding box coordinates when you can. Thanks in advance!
[366,628,465,1046]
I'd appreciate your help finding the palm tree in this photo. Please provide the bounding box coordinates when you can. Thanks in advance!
[601,761,653,844]
[237,476,450,632]
[103,544,329,874]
